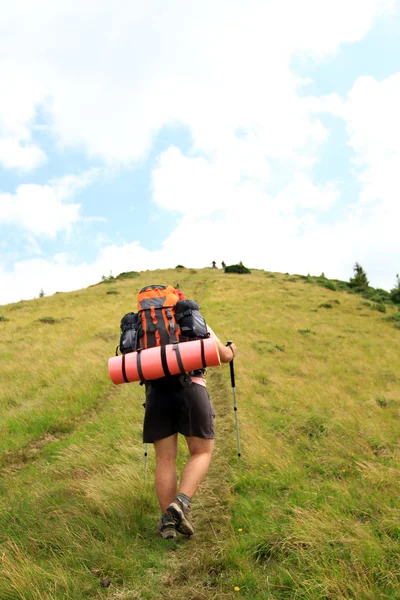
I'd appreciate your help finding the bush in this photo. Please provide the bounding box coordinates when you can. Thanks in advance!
[100,271,115,283]
[376,396,390,408]
[0,315,10,322]
[9,301,27,311]
[115,271,139,281]
[106,290,119,295]
[298,328,315,335]
[224,261,251,274]
[372,303,386,313]
[317,279,337,291]
[384,313,400,323]
[330,279,351,291]
[175,265,185,269]
[302,275,313,284]
[390,274,400,304]
[319,303,333,309]
[363,290,391,304]
[35,317,60,324]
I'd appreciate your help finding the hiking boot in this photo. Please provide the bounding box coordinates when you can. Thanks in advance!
[166,497,194,536]
[157,515,177,539]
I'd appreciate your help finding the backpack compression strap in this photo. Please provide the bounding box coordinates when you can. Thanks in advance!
[136,349,145,384]
[160,345,171,377]
[165,308,179,344]
[121,354,129,383]
[173,343,192,386]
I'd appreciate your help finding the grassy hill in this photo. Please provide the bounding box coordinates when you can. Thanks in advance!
[1,268,399,599]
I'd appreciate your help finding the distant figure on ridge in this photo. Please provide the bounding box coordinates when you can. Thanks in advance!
[212,261,217,268]
[221,261,226,269]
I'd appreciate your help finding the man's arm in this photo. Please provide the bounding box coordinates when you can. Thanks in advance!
[217,341,238,363]
[206,325,237,363]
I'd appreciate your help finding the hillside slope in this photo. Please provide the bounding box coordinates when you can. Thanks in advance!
[0,268,399,599]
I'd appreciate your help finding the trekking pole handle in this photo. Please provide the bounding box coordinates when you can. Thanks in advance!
[226,341,235,388]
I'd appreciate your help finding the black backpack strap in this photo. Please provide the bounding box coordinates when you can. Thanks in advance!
[121,354,129,383]
[165,308,179,344]
[200,338,206,369]
[147,308,158,348]
[173,343,185,375]
[136,349,145,384]
[173,343,192,386]
[160,345,171,377]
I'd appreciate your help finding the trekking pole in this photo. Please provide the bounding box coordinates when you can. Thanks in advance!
[226,341,241,463]
[144,443,148,483]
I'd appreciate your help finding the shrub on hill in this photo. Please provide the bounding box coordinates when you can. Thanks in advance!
[224,261,251,274]
[384,313,400,324]
[0,315,10,322]
[175,265,185,269]
[115,271,139,281]
[317,278,337,291]
[362,289,391,304]
[35,316,60,324]
[372,302,386,313]
[390,274,400,304]
[349,262,369,291]
[100,271,115,283]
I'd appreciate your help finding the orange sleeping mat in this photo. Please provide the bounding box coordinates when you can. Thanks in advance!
[108,338,221,384]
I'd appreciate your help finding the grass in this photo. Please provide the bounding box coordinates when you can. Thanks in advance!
[0,268,399,598]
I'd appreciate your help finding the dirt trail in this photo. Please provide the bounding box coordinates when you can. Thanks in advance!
[159,368,237,600]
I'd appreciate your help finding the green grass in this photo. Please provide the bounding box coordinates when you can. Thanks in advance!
[0,268,399,598]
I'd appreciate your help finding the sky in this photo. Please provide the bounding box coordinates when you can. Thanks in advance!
[1,0,400,305]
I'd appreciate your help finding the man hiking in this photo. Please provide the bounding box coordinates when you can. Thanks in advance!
[141,288,238,539]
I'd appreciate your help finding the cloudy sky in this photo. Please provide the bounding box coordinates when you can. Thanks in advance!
[1,0,400,305]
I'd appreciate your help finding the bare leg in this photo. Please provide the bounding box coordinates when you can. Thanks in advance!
[179,436,214,499]
[153,434,178,513]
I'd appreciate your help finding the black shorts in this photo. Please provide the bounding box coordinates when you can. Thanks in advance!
[143,376,216,443]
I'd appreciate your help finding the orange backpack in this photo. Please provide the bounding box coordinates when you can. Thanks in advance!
[136,284,182,349]
[118,284,209,385]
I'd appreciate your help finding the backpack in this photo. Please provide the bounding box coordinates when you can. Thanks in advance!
[117,285,210,382]
[137,284,182,349]
[116,285,210,385]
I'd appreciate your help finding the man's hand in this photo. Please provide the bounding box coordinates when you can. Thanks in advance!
[217,341,238,363]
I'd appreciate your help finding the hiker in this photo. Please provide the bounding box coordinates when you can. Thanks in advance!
[212,261,217,268]
[142,290,238,539]
[221,261,226,269]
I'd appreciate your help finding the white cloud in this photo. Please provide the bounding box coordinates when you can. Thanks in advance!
[343,74,400,210]
[0,67,47,171]
[0,0,395,167]
[0,170,98,237]
[1,186,396,307]
[0,0,399,304]
[0,138,46,171]
[152,145,339,218]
